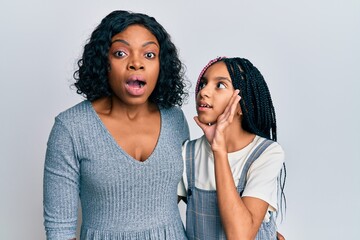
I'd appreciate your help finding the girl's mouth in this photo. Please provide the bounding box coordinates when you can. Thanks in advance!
[197,103,213,112]
[199,103,212,108]
[198,101,213,110]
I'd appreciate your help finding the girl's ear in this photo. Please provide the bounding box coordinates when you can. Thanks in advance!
[236,104,242,116]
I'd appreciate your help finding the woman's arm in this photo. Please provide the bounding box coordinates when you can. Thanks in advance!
[43,118,80,240]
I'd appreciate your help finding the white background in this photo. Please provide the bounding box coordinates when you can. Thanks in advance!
[1,0,359,239]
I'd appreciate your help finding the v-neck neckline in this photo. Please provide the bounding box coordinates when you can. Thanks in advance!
[86,100,162,165]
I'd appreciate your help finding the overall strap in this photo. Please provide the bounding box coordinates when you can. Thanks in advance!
[237,139,274,194]
[185,140,196,195]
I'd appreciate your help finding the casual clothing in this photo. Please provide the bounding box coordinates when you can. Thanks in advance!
[43,101,190,240]
[177,135,284,239]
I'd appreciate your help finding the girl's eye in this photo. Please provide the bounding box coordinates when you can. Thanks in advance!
[198,81,206,90]
[114,51,127,58]
[145,52,156,59]
[217,82,226,89]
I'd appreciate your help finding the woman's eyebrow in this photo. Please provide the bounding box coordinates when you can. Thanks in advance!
[111,39,129,45]
[111,39,159,48]
[143,41,159,48]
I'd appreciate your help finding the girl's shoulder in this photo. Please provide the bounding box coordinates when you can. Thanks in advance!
[255,136,284,155]
[183,135,209,153]
[250,136,285,166]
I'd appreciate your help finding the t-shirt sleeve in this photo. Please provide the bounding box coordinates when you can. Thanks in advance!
[180,109,190,143]
[177,141,189,197]
[241,142,285,211]
[177,176,187,197]
[43,117,80,240]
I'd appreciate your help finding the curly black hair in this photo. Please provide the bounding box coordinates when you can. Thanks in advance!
[73,10,188,108]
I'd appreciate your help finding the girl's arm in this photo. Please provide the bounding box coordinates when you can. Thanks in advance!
[213,143,285,240]
[195,90,272,239]
[213,150,269,239]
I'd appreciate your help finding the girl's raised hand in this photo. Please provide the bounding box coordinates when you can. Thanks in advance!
[194,90,241,152]
[211,89,240,152]
[193,115,217,144]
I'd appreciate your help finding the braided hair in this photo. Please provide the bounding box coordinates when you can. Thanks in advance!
[196,57,287,219]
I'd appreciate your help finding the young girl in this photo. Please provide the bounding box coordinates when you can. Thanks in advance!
[43,10,190,240]
[178,57,286,239]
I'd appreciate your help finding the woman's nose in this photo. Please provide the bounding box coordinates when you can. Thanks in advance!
[128,56,144,70]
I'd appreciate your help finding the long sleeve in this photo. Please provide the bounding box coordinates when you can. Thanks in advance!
[43,118,80,240]
[42,103,189,240]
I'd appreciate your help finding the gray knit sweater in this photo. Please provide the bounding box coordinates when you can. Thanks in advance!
[43,101,189,240]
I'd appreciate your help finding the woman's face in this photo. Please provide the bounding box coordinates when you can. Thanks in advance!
[108,24,160,106]
[196,61,237,125]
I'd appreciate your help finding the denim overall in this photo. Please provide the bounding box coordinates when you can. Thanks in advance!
[185,139,277,240]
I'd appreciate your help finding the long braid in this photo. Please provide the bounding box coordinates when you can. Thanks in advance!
[195,57,287,219]
[224,58,273,139]
[224,57,287,220]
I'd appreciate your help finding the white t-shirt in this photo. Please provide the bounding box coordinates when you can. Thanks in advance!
[177,135,284,221]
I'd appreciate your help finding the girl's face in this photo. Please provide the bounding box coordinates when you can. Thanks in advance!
[196,61,237,124]
[108,24,160,106]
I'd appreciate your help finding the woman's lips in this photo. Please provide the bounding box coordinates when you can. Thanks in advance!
[125,76,147,96]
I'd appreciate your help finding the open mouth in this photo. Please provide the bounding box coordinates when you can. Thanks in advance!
[126,80,146,88]
[125,77,147,96]
[198,102,212,108]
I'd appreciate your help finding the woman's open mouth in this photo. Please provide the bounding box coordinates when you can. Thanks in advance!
[125,77,147,96]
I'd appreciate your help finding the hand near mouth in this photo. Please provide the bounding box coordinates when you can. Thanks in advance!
[194,115,217,144]
[195,90,241,153]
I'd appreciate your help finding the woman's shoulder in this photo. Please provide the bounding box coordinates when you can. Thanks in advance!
[57,100,89,116]
[160,106,188,126]
[161,106,189,140]
[160,106,185,117]
[55,100,93,126]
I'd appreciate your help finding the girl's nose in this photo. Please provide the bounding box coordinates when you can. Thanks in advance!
[199,85,210,98]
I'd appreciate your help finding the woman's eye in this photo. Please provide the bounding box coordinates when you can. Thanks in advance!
[114,51,127,58]
[145,52,156,59]
[217,82,226,89]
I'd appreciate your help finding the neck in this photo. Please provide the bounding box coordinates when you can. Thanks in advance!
[92,96,158,120]
[224,120,255,153]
